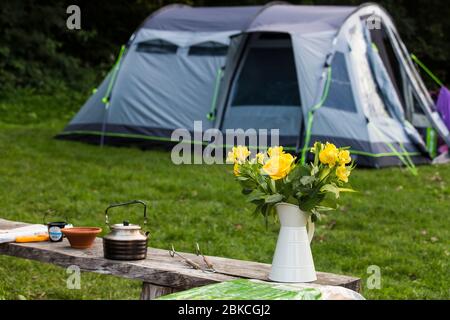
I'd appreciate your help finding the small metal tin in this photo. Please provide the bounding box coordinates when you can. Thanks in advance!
[43,212,72,242]
[47,221,68,242]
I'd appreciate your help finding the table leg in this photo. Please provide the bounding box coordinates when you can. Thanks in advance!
[140,282,179,300]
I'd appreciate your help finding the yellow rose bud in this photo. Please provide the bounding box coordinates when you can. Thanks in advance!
[262,153,295,180]
[233,163,240,176]
[336,164,351,183]
[226,150,235,164]
[267,146,284,158]
[310,141,323,153]
[227,146,251,164]
[319,142,339,167]
[256,152,265,165]
[338,150,351,165]
[234,146,251,163]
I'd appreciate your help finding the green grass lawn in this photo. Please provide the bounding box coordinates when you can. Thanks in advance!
[0,92,449,300]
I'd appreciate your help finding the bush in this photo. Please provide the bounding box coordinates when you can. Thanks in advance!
[0,88,88,124]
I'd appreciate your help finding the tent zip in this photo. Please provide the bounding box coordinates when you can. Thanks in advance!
[300,66,333,164]
[207,67,223,121]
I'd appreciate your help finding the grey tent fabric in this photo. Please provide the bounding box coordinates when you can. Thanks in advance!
[142,6,262,31]
[365,28,427,153]
[108,41,225,132]
[66,72,112,128]
[366,33,405,122]
[58,3,450,168]
[248,5,354,34]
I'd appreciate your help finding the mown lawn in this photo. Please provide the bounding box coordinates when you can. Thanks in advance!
[0,92,449,300]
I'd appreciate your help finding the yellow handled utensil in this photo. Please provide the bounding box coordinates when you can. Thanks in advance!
[16,234,49,243]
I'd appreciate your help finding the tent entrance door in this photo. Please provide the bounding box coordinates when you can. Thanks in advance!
[222,32,303,146]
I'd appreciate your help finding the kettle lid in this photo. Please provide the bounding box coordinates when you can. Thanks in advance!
[111,220,141,230]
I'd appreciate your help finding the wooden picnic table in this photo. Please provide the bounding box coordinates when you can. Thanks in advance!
[0,219,361,299]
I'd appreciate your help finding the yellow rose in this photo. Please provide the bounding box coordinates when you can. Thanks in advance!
[256,152,266,165]
[227,146,251,164]
[235,146,251,163]
[319,142,339,167]
[262,153,295,180]
[338,150,351,165]
[267,146,283,157]
[233,163,240,176]
[226,150,235,163]
[310,141,323,153]
[336,164,351,183]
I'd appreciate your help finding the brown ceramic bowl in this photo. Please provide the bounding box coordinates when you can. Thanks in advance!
[61,227,102,249]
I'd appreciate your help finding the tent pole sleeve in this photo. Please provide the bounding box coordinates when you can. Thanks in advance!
[300,67,332,164]
[410,54,444,88]
[207,67,223,121]
[102,45,127,105]
[100,103,110,147]
[100,45,127,146]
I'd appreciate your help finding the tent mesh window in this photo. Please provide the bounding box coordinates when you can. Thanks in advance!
[323,52,357,112]
[188,41,228,56]
[136,39,178,54]
[231,33,301,107]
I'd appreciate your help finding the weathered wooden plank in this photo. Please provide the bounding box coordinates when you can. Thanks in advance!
[0,219,360,292]
[140,283,180,300]
[0,238,237,289]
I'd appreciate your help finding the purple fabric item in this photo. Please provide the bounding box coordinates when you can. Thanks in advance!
[437,86,450,131]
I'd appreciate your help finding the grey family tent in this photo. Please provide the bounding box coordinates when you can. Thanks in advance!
[57,3,450,167]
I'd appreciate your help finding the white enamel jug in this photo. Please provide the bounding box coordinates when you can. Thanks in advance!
[269,202,317,283]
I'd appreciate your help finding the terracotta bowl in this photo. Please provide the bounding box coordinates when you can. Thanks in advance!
[61,227,102,249]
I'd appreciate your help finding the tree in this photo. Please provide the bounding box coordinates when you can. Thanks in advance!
[0,0,448,93]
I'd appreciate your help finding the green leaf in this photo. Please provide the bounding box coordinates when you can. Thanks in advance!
[297,193,324,212]
[268,179,277,193]
[285,196,298,205]
[261,204,273,229]
[246,190,266,202]
[317,195,338,210]
[315,205,336,212]
[264,193,283,204]
[310,164,319,176]
[252,203,264,217]
[318,166,331,181]
[238,179,257,190]
[320,183,340,199]
[300,175,315,186]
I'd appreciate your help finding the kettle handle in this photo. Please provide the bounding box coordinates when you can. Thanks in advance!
[105,200,147,230]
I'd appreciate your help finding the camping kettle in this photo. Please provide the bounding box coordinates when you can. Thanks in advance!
[103,200,149,260]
